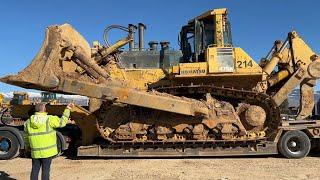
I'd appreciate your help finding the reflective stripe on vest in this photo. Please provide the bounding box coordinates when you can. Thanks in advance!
[59,116,65,127]
[28,118,54,137]
[59,110,69,127]
[32,144,57,151]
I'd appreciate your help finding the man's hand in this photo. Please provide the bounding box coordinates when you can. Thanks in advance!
[67,119,76,124]
[67,103,75,110]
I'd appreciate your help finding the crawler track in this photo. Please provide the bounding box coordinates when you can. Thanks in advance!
[155,85,281,140]
[97,85,281,151]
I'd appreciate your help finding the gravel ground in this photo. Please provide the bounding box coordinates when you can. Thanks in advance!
[0,155,320,180]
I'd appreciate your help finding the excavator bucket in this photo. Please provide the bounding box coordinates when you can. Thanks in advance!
[0,24,91,92]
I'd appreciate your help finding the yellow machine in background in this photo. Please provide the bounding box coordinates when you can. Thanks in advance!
[41,92,60,105]
[8,91,60,105]
[10,92,31,105]
[0,94,10,109]
[0,94,3,106]
[0,94,5,109]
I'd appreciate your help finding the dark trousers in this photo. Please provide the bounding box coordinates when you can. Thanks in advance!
[31,157,52,180]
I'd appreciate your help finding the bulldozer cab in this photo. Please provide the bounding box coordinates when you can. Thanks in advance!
[176,8,261,77]
[41,92,56,102]
[41,92,59,105]
[180,8,232,62]
[10,92,31,105]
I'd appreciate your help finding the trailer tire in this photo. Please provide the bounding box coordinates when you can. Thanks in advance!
[0,131,20,160]
[55,136,63,157]
[278,130,311,159]
[53,132,66,158]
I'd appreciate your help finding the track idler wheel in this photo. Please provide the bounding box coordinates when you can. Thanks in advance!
[238,104,266,130]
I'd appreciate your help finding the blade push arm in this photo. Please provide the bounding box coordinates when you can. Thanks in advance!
[260,31,320,119]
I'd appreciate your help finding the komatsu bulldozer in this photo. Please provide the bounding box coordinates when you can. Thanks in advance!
[1,8,320,159]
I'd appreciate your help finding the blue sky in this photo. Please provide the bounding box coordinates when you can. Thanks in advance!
[0,0,319,92]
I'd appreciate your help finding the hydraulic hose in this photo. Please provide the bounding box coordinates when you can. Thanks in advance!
[103,25,129,47]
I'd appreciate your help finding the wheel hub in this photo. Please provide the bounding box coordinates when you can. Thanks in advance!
[287,137,301,153]
[0,138,10,152]
[289,141,297,148]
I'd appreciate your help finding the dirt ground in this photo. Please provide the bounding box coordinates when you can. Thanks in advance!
[0,155,320,180]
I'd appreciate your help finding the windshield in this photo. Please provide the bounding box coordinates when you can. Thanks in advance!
[180,25,194,62]
[224,20,233,46]
[203,19,214,47]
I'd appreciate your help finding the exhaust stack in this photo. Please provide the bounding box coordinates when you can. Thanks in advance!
[128,24,137,51]
[148,41,158,51]
[138,23,146,51]
[160,41,170,51]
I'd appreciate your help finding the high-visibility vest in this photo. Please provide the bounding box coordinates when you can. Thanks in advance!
[24,108,70,159]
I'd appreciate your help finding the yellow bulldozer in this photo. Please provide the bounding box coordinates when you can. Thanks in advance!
[0,94,4,107]
[1,8,320,159]
[40,92,60,105]
[0,94,8,111]
[0,92,32,127]
[10,92,31,105]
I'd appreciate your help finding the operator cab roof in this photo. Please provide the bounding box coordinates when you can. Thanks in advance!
[188,8,227,24]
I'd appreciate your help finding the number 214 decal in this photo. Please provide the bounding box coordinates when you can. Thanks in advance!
[236,60,253,68]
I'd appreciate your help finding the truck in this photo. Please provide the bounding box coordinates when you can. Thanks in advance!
[1,8,320,159]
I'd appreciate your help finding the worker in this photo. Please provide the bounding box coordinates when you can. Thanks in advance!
[24,102,74,180]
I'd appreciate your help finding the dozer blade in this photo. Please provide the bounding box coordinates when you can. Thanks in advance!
[0,24,209,117]
[0,24,91,92]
